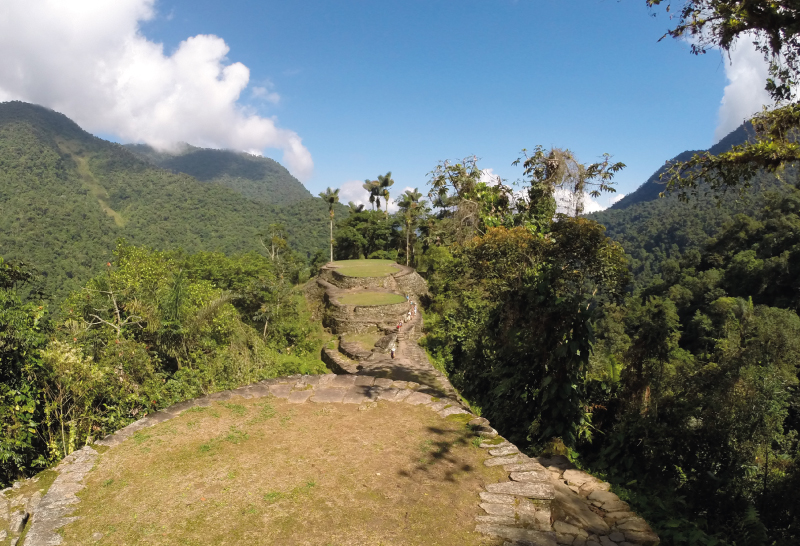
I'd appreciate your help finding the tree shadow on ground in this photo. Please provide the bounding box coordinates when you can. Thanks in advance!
[396,425,478,483]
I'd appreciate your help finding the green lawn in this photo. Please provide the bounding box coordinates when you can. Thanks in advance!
[330,259,399,277]
[337,291,406,306]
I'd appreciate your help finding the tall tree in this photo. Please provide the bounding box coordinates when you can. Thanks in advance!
[362,179,379,210]
[397,188,425,266]
[377,172,395,214]
[347,201,365,214]
[319,187,340,262]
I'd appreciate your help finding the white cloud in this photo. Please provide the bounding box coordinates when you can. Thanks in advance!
[554,188,610,215]
[0,0,313,180]
[715,38,773,141]
[480,168,502,186]
[611,193,625,205]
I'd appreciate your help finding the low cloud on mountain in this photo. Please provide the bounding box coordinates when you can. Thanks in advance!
[0,0,313,181]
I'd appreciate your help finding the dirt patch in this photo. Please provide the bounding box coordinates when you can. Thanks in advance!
[63,399,506,545]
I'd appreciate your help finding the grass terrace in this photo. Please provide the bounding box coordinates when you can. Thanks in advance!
[63,399,506,546]
[336,291,407,306]
[330,259,400,277]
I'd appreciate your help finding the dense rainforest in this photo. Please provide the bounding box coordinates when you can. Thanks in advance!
[2,98,798,545]
[0,101,338,301]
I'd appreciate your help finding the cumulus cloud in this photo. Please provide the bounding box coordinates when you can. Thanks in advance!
[0,0,313,180]
[611,193,625,205]
[715,38,773,141]
[554,188,612,215]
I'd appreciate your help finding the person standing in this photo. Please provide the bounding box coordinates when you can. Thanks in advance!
[390,342,396,359]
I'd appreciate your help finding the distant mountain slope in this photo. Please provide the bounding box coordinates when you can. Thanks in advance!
[610,123,754,210]
[126,143,311,206]
[589,123,788,289]
[0,101,331,300]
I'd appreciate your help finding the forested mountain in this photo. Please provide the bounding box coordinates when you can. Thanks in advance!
[125,143,312,206]
[589,124,789,289]
[0,101,332,300]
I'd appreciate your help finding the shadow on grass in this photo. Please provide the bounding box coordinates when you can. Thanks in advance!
[397,425,477,483]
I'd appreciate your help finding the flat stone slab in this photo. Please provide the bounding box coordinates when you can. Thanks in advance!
[269,384,292,398]
[480,441,512,449]
[479,492,516,504]
[480,503,515,517]
[354,376,375,387]
[486,481,555,500]
[330,375,358,388]
[475,524,557,546]
[439,405,469,417]
[373,377,394,388]
[485,454,527,467]
[510,470,551,482]
[489,446,520,457]
[405,391,433,405]
[504,461,547,472]
[342,386,377,404]
[287,390,313,404]
[475,515,516,525]
[310,388,346,404]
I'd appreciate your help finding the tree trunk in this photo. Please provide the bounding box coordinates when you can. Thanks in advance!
[406,221,410,266]
[329,218,333,262]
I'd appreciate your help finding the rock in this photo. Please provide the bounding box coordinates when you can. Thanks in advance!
[0,495,8,521]
[486,481,555,500]
[552,481,610,536]
[557,534,575,545]
[342,386,378,404]
[9,510,27,533]
[516,498,553,530]
[616,518,651,532]
[26,490,42,513]
[287,390,313,403]
[480,503,515,517]
[553,521,584,536]
[599,536,617,546]
[490,446,521,457]
[429,400,449,412]
[587,490,620,504]
[354,375,375,386]
[573,539,587,546]
[469,417,490,427]
[310,388,346,403]
[579,481,611,496]
[330,374,358,388]
[609,532,625,542]
[485,454,528,467]
[373,377,394,388]
[93,532,104,541]
[480,492,515,504]
[476,515,517,525]
[478,427,499,438]
[536,455,573,471]
[586,542,601,546]
[439,406,470,417]
[603,511,636,523]
[563,469,594,486]
[481,441,512,450]
[405,391,433,405]
[10,538,19,546]
[505,461,548,472]
[0,531,6,541]
[623,530,660,546]
[268,383,292,398]
[475,524,558,546]
[510,470,551,483]
[601,500,630,513]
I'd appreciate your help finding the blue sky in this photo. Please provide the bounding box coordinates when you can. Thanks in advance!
[1,1,770,208]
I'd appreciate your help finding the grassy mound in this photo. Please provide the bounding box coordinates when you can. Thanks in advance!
[330,259,399,277]
[65,399,505,545]
[337,291,407,306]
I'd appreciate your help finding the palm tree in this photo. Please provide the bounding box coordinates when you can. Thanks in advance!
[377,172,395,215]
[348,201,365,214]
[362,179,379,211]
[397,188,424,266]
[319,187,340,262]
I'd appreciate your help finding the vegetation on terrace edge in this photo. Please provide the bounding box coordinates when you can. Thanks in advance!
[0,243,329,487]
